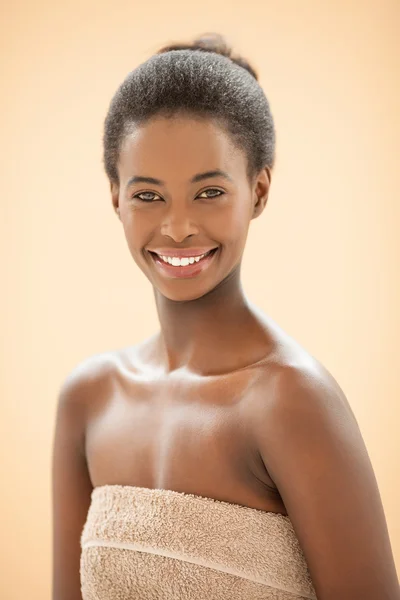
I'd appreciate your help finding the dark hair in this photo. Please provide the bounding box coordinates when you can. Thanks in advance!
[103,33,275,184]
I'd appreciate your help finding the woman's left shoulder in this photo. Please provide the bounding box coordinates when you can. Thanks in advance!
[253,311,354,418]
[252,346,400,599]
[262,347,357,423]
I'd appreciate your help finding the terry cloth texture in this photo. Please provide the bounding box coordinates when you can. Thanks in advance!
[80,484,317,599]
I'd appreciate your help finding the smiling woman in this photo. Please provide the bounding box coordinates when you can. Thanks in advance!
[51,33,400,600]
[113,115,268,301]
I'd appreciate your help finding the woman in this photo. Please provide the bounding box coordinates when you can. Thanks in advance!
[52,34,400,600]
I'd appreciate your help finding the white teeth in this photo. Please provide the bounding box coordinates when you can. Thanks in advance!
[158,251,212,266]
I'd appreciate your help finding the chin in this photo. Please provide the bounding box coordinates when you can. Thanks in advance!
[155,282,217,303]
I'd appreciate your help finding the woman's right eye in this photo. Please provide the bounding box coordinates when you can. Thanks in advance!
[133,192,162,202]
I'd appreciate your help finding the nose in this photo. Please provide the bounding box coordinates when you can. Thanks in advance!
[160,203,199,243]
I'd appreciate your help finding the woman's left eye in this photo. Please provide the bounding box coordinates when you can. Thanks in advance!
[197,189,224,199]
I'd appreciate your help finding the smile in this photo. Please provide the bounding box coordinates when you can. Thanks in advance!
[156,249,214,266]
[148,248,218,279]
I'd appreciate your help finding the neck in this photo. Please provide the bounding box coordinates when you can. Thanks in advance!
[153,265,272,375]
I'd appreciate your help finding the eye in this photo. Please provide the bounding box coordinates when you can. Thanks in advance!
[197,188,224,199]
[133,191,163,202]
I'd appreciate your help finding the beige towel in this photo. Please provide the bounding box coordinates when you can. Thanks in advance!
[80,485,317,599]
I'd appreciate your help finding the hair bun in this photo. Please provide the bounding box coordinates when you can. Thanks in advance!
[157,32,258,81]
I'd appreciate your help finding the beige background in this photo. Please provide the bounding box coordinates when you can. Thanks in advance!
[1,0,399,597]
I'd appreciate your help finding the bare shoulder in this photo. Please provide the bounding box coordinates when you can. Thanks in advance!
[57,350,124,427]
[259,346,357,426]
[52,350,124,600]
[247,307,355,419]
[59,351,118,401]
[251,333,400,598]
[248,308,358,426]
[56,334,160,433]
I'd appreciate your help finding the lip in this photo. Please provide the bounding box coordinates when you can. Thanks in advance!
[147,247,218,258]
[148,248,219,279]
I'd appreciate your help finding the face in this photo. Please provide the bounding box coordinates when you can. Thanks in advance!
[111,114,270,302]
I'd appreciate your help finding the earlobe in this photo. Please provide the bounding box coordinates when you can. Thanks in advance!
[252,193,268,219]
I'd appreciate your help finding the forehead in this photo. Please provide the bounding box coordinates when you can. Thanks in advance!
[118,115,247,183]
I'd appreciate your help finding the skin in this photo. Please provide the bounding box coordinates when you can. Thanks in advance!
[52,114,400,599]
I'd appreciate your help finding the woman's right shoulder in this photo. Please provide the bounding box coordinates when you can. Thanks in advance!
[57,350,120,414]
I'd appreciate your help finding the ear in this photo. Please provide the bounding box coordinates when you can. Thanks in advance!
[110,181,121,219]
[252,167,271,220]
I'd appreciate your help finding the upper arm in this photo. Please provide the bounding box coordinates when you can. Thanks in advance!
[255,365,400,600]
[52,367,94,600]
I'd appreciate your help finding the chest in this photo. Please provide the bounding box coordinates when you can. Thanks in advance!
[84,367,286,513]
[87,371,250,474]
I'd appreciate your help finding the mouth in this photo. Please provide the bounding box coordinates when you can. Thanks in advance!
[148,248,219,279]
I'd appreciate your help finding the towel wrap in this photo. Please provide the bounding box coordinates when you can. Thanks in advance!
[80,484,317,599]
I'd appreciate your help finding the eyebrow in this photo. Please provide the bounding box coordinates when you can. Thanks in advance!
[125,169,233,188]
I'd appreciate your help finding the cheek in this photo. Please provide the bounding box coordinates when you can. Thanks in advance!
[126,205,156,231]
[215,200,252,247]
[121,212,152,260]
